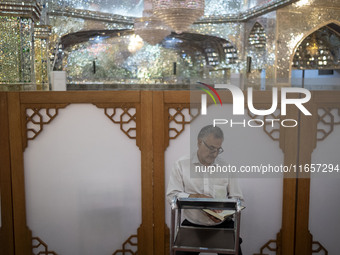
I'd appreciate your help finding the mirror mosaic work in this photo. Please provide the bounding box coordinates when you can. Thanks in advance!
[1,0,340,90]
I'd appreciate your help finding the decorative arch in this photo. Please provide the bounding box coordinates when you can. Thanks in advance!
[161,32,238,67]
[292,24,340,69]
[290,21,340,145]
[57,30,239,85]
[248,21,267,50]
[60,29,133,50]
[50,29,133,70]
[289,20,340,76]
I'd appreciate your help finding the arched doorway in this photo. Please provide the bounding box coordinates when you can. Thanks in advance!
[291,22,340,90]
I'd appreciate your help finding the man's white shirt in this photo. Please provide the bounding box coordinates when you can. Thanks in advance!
[167,153,243,225]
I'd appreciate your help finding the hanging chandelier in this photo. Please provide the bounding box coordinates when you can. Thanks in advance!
[306,33,319,56]
[153,0,205,34]
[134,10,171,45]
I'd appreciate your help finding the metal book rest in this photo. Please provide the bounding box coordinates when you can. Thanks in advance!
[170,197,242,255]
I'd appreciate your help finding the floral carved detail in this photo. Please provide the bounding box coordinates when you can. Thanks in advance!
[94,104,138,139]
[317,107,340,141]
[312,240,328,254]
[23,105,68,149]
[254,239,279,255]
[168,105,199,140]
[32,237,58,255]
[247,109,281,141]
[112,235,138,255]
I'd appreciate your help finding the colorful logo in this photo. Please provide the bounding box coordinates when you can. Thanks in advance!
[198,83,312,119]
[197,82,223,106]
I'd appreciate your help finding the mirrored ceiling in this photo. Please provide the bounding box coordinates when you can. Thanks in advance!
[47,0,281,17]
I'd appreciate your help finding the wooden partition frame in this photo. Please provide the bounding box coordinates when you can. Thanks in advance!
[0,93,15,255]
[0,90,339,255]
[153,90,300,255]
[295,91,340,255]
[2,91,150,255]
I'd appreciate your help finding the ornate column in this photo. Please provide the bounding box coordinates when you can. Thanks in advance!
[34,25,51,90]
[0,1,42,91]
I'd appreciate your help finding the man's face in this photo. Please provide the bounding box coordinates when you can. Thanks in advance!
[197,134,223,166]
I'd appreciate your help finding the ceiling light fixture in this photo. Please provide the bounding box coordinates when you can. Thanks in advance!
[134,0,171,45]
[153,0,205,34]
[134,9,171,45]
[306,33,319,56]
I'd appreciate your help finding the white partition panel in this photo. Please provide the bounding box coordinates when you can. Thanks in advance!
[165,104,283,255]
[310,124,340,255]
[165,126,191,227]
[24,104,141,255]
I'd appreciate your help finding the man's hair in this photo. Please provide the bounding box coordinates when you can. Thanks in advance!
[197,125,224,141]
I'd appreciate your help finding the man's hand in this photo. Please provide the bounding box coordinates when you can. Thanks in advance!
[206,213,222,223]
[188,194,211,198]
[188,194,222,212]
[189,194,222,223]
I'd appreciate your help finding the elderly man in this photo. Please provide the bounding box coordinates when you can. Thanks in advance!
[167,125,243,255]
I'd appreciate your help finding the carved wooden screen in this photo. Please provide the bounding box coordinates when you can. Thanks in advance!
[4,91,150,255]
[1,90,340,255]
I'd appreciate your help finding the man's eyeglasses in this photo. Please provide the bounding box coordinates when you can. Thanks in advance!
[202,140,224,154]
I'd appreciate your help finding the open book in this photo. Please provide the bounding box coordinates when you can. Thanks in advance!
[203,206,245,221]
